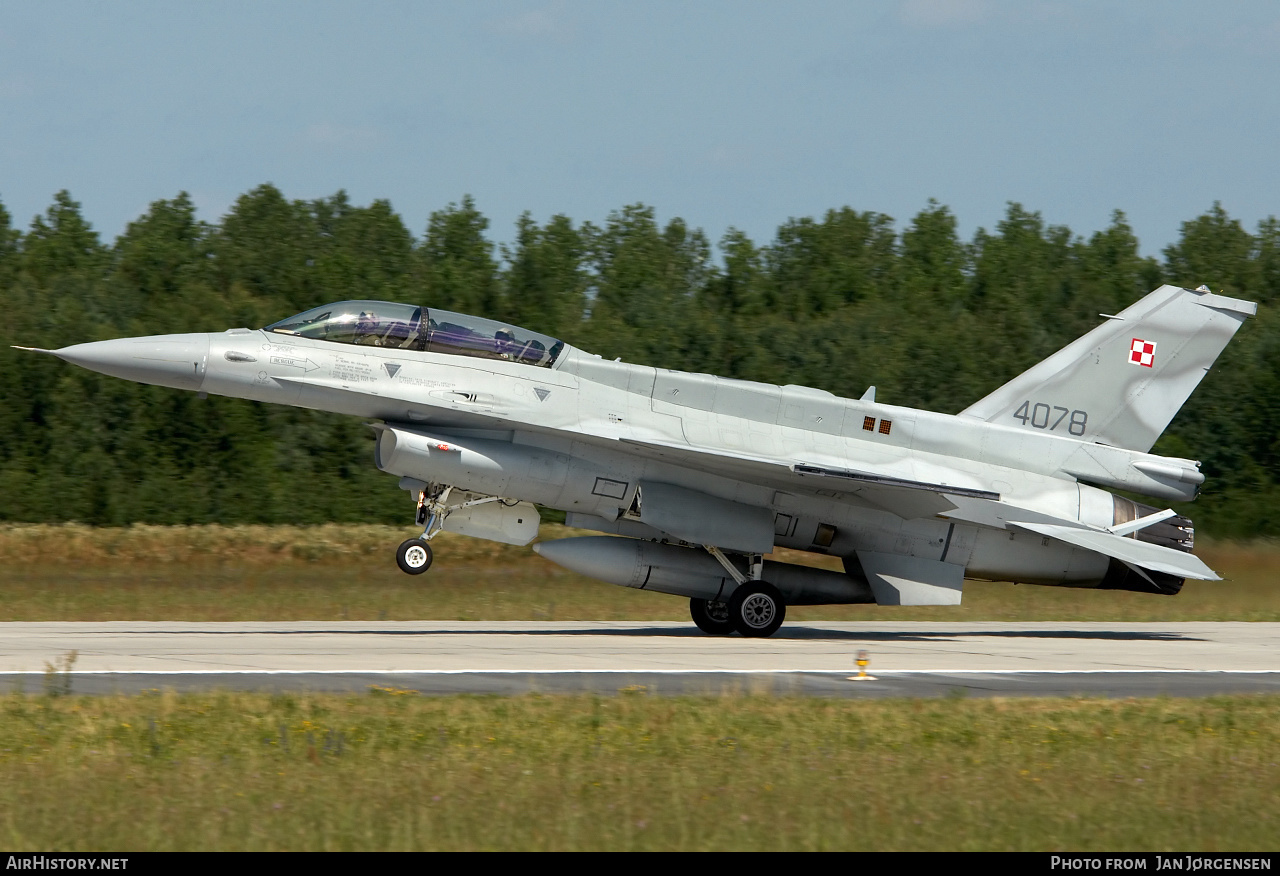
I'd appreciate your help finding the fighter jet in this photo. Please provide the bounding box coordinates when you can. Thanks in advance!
[16,283,1256,637]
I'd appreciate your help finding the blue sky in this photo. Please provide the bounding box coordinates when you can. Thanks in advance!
[2,1,1277,257]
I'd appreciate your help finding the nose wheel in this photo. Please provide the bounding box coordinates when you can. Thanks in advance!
[396,538,433,575]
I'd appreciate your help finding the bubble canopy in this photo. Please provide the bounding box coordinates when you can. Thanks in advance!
[264,301,564,368]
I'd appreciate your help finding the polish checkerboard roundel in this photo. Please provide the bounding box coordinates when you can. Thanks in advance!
[1129,337,1156,368]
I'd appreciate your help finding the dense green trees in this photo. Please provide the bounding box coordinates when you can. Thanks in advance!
[0,187,1276,536]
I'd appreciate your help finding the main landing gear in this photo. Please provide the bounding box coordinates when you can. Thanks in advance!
[689,598,734,635]
[695,546,788,638]
[726,581,786,638]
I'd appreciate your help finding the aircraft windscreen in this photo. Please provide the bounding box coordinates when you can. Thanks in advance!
[265,301,423,349]
[265,302,563,367]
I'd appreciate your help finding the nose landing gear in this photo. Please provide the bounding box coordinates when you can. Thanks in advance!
[395,484,527,574]
[394,485,451,576]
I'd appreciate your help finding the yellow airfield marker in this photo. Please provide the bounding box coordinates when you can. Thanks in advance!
[848,649,876,681]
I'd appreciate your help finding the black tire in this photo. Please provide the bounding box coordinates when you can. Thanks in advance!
[727,582,786,638]
[396,538,433,575]
[690,598,735,635]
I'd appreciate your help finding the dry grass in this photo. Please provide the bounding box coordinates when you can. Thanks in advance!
[0,522,513,565]
[0,524,1276,622]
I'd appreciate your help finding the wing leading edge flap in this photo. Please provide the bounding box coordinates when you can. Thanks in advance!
[1011,521,1220,581]
[617,437,981,520]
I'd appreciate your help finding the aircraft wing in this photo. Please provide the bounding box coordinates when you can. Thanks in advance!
[612,436,1220,581]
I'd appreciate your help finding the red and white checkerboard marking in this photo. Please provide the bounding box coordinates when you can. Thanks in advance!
[1129,338,1157,368]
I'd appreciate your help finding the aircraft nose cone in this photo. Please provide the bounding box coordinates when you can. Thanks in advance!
[53,333,211,391]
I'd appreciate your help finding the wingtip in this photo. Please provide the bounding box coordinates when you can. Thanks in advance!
[10,346,57,354]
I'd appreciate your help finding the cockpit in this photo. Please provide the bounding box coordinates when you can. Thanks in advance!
[264,300,564,368]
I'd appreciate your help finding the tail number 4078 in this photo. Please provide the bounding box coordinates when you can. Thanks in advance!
[1013,401,1088,436]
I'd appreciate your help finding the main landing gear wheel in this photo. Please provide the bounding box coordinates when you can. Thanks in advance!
[727,581,786,638]
[690,598,735,635]
[396,538,433,575]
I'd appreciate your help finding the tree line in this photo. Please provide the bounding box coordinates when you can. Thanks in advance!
[0,185,1276,536]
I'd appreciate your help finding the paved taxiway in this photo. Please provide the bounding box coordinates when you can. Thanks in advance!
[2,621,1278,697]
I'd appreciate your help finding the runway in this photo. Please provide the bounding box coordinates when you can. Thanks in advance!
[2,621,1278,698]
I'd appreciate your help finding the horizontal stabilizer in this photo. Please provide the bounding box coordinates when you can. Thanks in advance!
[1011,521,1220,580]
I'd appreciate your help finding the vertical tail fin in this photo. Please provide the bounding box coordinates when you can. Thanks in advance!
[959,285,1256,452]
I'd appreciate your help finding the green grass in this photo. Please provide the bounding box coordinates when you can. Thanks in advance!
[1,691,1277,851]
[0,524,1276,622]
